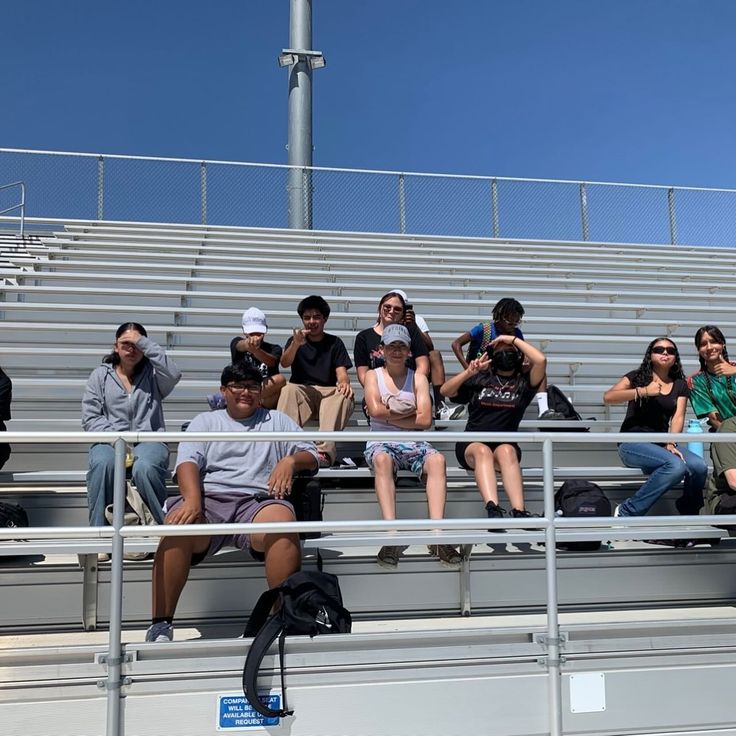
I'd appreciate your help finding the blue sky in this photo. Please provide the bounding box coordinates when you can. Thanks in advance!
[2,1,735,188]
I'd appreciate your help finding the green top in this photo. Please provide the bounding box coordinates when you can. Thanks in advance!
[689,369,736,420]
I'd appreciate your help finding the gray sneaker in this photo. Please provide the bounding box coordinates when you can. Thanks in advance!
[377,545,406,569]
[428,544,462,569]
[145,621,173,643]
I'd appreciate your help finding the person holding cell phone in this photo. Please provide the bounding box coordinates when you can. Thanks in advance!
[603,337,705,517]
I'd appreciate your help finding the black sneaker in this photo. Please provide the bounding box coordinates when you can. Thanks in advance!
[539,410,567,420]
[377,545,406,569]
[510,507,542,531]
[485,500,507,533]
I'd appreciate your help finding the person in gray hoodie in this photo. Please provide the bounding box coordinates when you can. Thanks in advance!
[82,322,182,527]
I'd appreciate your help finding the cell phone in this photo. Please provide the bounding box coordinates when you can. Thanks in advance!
[404,304,413,311]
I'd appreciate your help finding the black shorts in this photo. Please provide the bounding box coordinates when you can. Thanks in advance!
[455,441,522,470]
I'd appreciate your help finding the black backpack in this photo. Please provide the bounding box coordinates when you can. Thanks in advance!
[554,480,611,551]
[0,501,29,529]
[242,570,352,719]
[545,385,590,431]
[289,476,323,540]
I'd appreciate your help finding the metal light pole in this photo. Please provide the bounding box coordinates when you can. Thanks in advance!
[278,0,326,230]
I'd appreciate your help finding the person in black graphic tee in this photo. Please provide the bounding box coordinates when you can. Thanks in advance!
[441,334,547,525]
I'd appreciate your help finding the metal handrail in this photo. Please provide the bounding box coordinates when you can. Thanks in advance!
[2,428,735,736]
[0,180,25,237]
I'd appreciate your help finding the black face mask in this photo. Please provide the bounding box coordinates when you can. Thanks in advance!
[492,348,522,373]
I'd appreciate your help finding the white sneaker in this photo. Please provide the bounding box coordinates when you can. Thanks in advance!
[437,403,466,421]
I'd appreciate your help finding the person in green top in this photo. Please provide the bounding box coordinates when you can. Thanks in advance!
[688,325,736,511]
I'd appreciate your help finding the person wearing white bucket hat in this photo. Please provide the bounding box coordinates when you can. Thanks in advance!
[206,308,285,411]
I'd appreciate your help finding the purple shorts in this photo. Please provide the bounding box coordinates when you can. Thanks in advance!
[165,491,294,566]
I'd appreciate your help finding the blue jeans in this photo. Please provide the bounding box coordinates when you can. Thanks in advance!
[86,442,170,526]
[617,442,707,516]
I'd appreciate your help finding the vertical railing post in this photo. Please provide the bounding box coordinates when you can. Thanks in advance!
[105,437,127,736]
[97,156,105,221]
[491,178,500,238]
[398,173,407,234]
[200,162,207,225]
[302,167,313,230]
[19,182,25,238]
[542,437,563,736]
[579,182,589,242]
[667,187,678,245]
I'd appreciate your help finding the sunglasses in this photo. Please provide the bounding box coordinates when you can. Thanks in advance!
[651,346,677,356]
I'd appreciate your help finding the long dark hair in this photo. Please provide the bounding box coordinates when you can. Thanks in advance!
[377,291,406,320]
[694,325,729,372]
[629,337,684,388]
[693,325,736,406]
[103,322,148,369]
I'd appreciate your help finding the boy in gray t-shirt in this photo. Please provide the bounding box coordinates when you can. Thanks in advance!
[146,363,319,643]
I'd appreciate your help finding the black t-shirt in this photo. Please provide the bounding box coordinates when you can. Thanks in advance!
[353,324,429,372]
[620,371,689,434]
[284,333,352,386]
[229,337,283,378]
[455,371,538,433]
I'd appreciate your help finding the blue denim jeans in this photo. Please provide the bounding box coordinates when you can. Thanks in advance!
[86,442,169,526]
[617,442,707,516]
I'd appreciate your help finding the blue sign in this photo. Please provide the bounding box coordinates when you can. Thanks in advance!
[216,693,281,730]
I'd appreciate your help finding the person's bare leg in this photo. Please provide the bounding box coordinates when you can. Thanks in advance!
[494,444,525,510]
[152,534,210,618]
[372,452,397,520]
[464,443,499,505]
[423,452,447,519]
[250,504,301,588]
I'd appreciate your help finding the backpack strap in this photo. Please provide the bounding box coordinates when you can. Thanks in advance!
[243,587,281,638]
[242,614,293,719]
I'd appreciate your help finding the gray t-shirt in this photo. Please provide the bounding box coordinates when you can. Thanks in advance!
[175,408,318,496]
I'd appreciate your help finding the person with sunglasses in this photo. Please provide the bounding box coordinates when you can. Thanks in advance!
[145,362,318,643]
[688,325,736,513]
[82,322,182,532]
[603,337,705,518]
[354,290,430,389]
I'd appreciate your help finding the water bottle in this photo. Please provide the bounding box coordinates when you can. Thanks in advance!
[686,418,705,459]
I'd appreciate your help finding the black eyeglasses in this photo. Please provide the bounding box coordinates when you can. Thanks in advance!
[224,383,262,393]
[651,346,677,356]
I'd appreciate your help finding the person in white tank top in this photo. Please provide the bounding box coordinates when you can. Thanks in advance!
[363,324,459,570]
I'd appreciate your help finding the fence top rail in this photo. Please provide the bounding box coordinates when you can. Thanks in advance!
[2,147,735,193]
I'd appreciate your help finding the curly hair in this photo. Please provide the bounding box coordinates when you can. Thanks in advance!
[628,337,684,388]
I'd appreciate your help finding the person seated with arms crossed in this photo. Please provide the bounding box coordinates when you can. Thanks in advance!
[390,288,463,421]
[603,337,705,519]
[363,324,459,570]
[688,325,736,513]
[451,297,560,420]
[82,322,181,534]
[441,333,547,525]
[207,307,285,411]
[146,362,319,643]
[277,295,354,468]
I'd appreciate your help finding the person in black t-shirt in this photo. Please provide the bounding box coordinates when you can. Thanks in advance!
[441,334,547,524]
[354,291,430,388]
[0,364,11,470]
[278,295,354,468]
[603,337,706,517]
[206,308,285,411]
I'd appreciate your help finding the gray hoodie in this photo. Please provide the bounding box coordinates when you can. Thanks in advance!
[81,336,182,433]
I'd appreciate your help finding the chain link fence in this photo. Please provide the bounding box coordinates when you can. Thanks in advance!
[1,148,736,246]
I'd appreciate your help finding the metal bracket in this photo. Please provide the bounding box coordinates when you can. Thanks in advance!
[534,633,568,647]
[96,653,134,666]
[97,678,132,690]
[538,656,567,667]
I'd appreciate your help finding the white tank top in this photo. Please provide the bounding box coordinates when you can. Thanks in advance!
[370,368,416,432]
